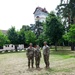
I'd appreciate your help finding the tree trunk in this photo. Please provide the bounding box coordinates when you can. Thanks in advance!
[15,45,18,52]
[55,43,57,51]
[71,42,75,51]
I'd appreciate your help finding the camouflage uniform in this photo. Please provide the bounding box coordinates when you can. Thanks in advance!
[43,45,50,68]
[26,47,34,68]
[34,46,41,68]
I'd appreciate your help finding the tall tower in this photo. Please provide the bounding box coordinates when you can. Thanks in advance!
[33,7,48,22]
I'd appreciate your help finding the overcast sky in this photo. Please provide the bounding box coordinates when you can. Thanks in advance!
[0,0,60,30]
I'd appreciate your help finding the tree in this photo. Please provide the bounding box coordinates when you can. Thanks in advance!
[25,31,36,45]
[36,33,50,47]
[21,25,30,31]
[69,0,75,24]
[7,27,18,51]
[56,0,71,30]
[57,0,75,27]
[34,21,43,38]
[45,12,64,51]
[36,33,44,46]
[63,24,75,50]
[17,29,26,45]
[0,31,8,47]
[57,0,75,50]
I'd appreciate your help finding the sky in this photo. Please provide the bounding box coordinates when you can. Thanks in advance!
[0,0,60,30]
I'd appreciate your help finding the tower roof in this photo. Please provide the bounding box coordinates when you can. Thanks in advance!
[33,7,48,14]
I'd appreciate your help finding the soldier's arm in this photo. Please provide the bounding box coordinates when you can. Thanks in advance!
[34,50,36,57]
[46,46,50,55]
[48,46,50,55]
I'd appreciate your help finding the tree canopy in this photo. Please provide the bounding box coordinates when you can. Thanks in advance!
[7,27,18,45]
[0,31,8,46]
[17,29,26,44]
[34,21,43,38]
[25,31,36,45]
[64,24,75,43]
[45,12,64,50]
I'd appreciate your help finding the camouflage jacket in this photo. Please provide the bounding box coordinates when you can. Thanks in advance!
[34,48,41,58]
[43,45,50,55]
[26,47,34,57]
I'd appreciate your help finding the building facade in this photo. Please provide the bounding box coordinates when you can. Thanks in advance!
[0,44,24,51]
[33,7,48,22]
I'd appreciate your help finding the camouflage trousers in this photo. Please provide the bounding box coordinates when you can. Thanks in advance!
[43,55,49,68]
[28,56,34,68]
[35,57,40,68]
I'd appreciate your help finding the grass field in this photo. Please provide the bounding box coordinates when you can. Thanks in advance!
[0,47,75,75]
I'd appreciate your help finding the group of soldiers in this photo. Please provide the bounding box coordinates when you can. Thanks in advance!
[26,42,50,69]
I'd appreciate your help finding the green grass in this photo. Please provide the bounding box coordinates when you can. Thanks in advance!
[0,47,75,75]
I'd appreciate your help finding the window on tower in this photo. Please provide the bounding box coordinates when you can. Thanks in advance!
[36,16,39,18]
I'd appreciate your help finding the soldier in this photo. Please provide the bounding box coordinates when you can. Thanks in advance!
[26,43,34,68]
[34,45,41,68]
[43,42,50,68]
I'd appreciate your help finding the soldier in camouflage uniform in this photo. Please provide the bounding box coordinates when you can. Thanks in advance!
[34,45,41,68]
[26,43,34,68]
[43,42,50,68]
